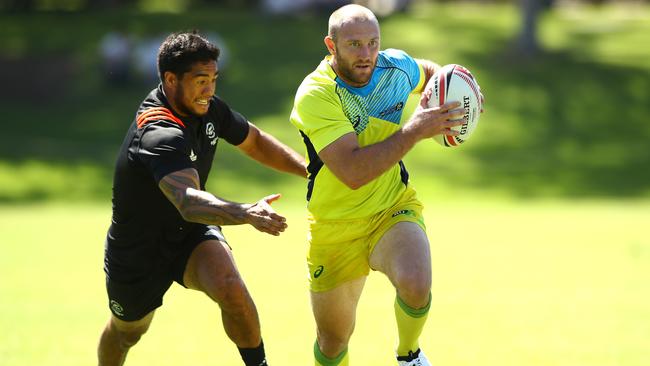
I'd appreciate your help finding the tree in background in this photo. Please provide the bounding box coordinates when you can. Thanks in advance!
[1,0,35,11]
[0,0,137,11]
[516,0,542,57]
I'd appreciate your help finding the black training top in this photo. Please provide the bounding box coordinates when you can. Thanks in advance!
[107,85,249,254]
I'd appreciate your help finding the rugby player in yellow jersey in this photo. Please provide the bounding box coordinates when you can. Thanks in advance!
[290,4,479,366]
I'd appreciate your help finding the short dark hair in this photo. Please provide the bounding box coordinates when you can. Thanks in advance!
[157,31,220,80]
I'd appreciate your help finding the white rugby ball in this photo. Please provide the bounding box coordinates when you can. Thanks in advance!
[426,64,482,147]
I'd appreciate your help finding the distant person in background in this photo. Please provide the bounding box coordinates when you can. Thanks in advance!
[354,0,412,17]
[261,0,312,14]
[97,30,306,366]
[132,34,165,83]
[260,0,410,16]
[99,31,132,85]
[290,4,482,366]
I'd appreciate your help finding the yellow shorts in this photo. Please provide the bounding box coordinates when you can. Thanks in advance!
[307,186,425,292]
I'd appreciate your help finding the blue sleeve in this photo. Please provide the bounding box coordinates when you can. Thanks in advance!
[381,48,421,90]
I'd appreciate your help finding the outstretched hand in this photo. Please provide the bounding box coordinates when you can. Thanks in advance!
[245,193,288,236]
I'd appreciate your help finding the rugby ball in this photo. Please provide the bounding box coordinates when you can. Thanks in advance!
[426,64,482,147]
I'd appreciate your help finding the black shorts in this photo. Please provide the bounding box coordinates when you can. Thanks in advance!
[104,224,227,321]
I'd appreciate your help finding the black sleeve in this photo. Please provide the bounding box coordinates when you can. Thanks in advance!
[137,123,193,183]
[212,96,250,145]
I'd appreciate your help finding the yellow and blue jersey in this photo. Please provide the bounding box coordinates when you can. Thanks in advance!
[290,48,426,221]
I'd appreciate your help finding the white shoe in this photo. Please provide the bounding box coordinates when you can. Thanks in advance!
[396,348,431,366]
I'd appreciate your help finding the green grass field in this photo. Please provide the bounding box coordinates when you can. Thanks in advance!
[1,2,650,365]
[1,201,649,366]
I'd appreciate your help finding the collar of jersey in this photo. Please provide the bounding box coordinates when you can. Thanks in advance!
[155,84,203,129]
[322,56,380,98]
[156,84,186,121]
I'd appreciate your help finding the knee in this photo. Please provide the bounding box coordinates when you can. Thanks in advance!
[112,325,148,350]
[394,270,431,308]
[210,274,251,311]
[317,329,352,358]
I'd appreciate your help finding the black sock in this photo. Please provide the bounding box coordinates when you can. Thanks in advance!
[238,339,267,366]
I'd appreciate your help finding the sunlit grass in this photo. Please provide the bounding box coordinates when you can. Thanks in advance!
[0,161,111,203]
[137,0,191,13]
[1,202,649,365]
[542,3,650,70]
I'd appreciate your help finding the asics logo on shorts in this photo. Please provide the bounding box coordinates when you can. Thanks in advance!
[313,265,324,278]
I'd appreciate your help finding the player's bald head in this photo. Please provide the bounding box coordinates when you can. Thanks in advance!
[328,4,379,41]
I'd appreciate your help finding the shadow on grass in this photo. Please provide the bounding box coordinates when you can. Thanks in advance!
[461,42,650,198]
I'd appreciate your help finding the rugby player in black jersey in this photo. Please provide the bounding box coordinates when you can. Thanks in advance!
[97,31,306,366]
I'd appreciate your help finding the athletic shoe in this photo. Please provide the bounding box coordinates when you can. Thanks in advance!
[396,348,430,366]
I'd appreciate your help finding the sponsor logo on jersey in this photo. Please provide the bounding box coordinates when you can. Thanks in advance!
[379,101,404,118]
[206,122,218,145]
[206,122,216,138]
[189,149,197,162]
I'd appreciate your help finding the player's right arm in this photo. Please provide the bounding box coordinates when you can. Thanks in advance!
[158,168,287,236]
[319,95,465,190]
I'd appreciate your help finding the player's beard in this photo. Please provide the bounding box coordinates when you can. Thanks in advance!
[173,84,208,117]
[335,54,375,87]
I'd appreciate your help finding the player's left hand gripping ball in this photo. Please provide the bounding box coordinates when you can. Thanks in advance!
[426,64,483,147]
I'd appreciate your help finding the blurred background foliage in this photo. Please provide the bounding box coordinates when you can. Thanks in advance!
[0,0,648,203]
[2,4,648,365]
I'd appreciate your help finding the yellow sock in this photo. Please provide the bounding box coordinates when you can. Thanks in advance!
[394,292,431,356]
[314,340,349,366]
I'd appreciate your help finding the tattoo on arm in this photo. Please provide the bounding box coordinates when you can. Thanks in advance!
[158,168,249,226]
[158,168,199,206]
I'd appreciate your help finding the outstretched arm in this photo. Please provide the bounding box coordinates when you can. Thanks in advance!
[158,168,287,236]
[237,122,307,178]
